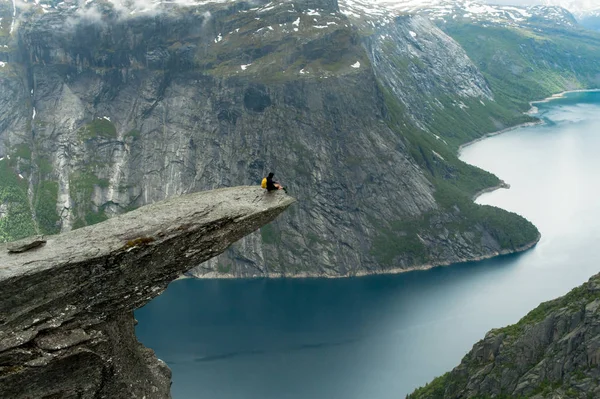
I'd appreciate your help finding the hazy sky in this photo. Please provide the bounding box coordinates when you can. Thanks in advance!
[483,0,545,4]
[483,0,597,9]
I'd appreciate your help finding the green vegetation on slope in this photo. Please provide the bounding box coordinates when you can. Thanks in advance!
[0,142,62,238]
[408,372,450,399]
[124,129,141,141]
[32,155,60,235]
[197,5,369,82]
[70,118,119,229]
[394,22,600,153]
[0,161,36,242]
[426,95,536,149]
[33,180,60,235]
[0,118,122,238]
[13,144,32,161]
[370,89,539,267]
[78,119,118,140]
[443,23,600,112]
[70,170,109,229]
[368,19,600,268]
[379,41,536,149]
[499,277,599,339]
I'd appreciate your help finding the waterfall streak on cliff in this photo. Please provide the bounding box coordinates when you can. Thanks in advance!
[10,0,16,34]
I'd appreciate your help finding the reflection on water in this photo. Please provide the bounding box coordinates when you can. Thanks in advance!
[136,91,600,399]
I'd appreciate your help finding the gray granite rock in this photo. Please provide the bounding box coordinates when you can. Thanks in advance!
[0,186,294,398]
[409,272,600,399]
[6,235,46,253]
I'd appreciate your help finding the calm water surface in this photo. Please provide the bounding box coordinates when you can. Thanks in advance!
[135,91,600,398]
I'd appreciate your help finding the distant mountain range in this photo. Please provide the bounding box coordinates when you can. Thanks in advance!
[375,0,600,30]
[7,0,599,30]
[386,0,577,27]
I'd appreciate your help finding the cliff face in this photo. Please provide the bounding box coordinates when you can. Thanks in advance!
[409,273,600,399]
[3,0,599,277]
[0,186,294,398]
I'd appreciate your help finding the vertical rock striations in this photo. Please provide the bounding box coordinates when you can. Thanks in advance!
[5,0,599,276]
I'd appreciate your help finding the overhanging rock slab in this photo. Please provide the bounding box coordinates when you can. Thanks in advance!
[0,186,294,398]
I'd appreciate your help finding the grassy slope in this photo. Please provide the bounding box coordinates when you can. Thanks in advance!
[411,22,600,153]
[369,88,539,267]
[0,160,36,241]
[443,23,600,112]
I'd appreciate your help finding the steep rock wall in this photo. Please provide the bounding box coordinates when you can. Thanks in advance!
[0,0,545,277]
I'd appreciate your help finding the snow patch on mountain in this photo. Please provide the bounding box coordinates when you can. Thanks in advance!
[542,1,600,19]
[376,0,599,20]
[373,0,577,28]
[9,0,592,33]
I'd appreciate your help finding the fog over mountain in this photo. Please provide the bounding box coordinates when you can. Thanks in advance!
[482,0,600,28]
[484,0,594,7]
[483,0,600,17]
[389,0,600,28]
[383,0,599,18]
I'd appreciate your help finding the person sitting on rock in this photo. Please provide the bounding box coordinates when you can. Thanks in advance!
[261,172,286,192]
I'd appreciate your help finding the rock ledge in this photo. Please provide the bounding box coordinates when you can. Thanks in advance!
[0,186,294,398]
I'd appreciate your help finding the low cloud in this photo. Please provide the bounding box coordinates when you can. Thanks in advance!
[64,0,218,27]
[69,1,105,26]
[484,0,599,11]
[108,0,220,18]
[78,4,104,21]
[201,10,212,27]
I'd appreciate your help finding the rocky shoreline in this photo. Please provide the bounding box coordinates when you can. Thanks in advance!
[527,88,600,115]
[470,181,510,201]
[531,88,600,104]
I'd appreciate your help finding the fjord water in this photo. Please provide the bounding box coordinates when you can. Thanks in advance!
[135,91,600,398]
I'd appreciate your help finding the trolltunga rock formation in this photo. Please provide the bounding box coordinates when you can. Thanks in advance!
[0,186,294,398]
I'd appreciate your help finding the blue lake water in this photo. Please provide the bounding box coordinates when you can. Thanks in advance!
[135,91,600,398]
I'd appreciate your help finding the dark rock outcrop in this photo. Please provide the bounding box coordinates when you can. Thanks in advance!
[6,235,46,253]
[409,272,600,399]
[0,186,295,398]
